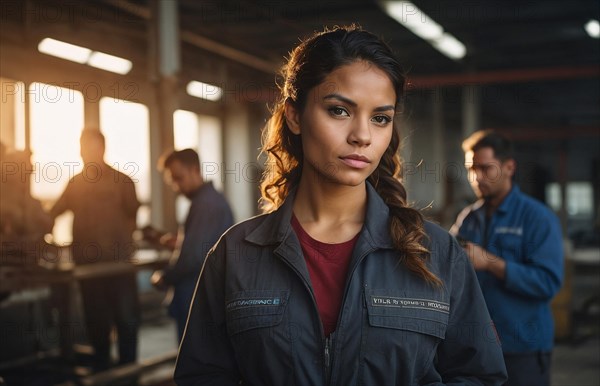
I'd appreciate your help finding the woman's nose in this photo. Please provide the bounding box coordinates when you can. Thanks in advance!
[348,118,371,146]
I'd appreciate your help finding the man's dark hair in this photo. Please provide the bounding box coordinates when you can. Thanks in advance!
[462,129,514,162]
[158,148,200,171]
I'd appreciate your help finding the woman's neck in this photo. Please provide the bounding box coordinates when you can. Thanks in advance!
[292,178,367,243]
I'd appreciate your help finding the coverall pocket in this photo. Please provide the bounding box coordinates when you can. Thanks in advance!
[361,289,450,382]
[225,289,289,335]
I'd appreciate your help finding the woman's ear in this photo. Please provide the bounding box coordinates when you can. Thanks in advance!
[284,98,301,135]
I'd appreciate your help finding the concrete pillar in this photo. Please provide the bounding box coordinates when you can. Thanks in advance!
[431,87,445,211]
[0,79,17,148]
[223,102,254,222]
[84,98,100,129]
[462,84,480,138]
[558,146,568,237]
[402,89,446,221]
[148,0,180,231]
[24,82,31,151]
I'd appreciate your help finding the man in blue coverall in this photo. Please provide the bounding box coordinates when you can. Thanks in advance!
[151,148,234,341]
[451,130,563,386]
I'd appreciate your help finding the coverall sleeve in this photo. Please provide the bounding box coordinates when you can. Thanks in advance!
[503,212,563,300]
[431,237,508,386]
[162,200,229,285]
[174,239,241,386]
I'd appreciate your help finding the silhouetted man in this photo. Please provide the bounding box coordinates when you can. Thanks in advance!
[51,129,140,370]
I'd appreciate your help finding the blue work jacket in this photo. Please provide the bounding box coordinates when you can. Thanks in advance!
[454,185,563,353]
[175,183,507,385]
[163,182,234,323]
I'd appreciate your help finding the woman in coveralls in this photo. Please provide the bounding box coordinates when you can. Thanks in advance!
[175,26,508,386]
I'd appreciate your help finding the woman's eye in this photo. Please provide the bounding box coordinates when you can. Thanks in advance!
[329,107,349,117]
[372,115,392,125]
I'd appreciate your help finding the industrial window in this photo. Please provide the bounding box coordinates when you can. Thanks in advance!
[546,183,562,212]
[29,82,85,201]
[28,82,85,244]
[99,97,151,227]
[545,182,594,218]
[566,182,594,218]
[0,77,26,150]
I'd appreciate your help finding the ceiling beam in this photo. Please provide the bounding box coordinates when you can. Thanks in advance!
[409,65,600,88]
[179,31,277,74]
[498,126,600,141]
[103,0,278,74]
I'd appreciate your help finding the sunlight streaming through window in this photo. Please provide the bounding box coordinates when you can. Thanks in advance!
[29,82,85,200]
[100,97,151,226]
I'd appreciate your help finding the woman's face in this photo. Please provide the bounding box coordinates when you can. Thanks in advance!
[285,60,396,188]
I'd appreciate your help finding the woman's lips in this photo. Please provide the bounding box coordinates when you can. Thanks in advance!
[340,154,371,169]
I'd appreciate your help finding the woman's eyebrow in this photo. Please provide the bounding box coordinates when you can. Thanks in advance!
[323,93,395,112]
[374,105,395,112]
[323,93,356,106]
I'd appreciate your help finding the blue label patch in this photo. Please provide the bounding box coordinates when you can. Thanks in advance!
[371,296,450,314]
[494,226,523,236]
[226,297,282,310]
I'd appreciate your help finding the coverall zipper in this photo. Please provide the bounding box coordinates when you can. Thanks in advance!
[277,236,376,385]
[324,336,331,384]
[277,253,330,385]
[326,246,375,385]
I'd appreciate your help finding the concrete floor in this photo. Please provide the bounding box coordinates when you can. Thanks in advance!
[137,318,177,386]
[552,337,600,386]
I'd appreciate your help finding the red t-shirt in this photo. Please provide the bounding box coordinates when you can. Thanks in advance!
[291,214,359,337]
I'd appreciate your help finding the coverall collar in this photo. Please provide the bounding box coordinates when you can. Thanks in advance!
[495,184,520,214]
[245,182,394,249]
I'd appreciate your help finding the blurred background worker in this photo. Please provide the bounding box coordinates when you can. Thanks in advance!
[0,143,53,303]
[0,143,53,250]
[151,148,234,341]
[451,130,564,386]
[50,129,141,371]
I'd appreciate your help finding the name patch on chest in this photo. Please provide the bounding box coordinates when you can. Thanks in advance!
[371,296,450,314]
[226,297,282,310]
[494,226,523,236]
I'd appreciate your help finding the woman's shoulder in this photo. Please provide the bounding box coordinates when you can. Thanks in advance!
[423,220,453,247]
[422,220,467,267]
[219,212,273,242]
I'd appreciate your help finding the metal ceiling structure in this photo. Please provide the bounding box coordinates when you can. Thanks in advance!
[2,0,598,132]
[165,0,600,131]
[1,0,598,224]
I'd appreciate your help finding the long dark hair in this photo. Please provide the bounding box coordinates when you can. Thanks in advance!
[260,25,441,286]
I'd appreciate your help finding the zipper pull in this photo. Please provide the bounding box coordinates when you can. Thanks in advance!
[324,336,331,371]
